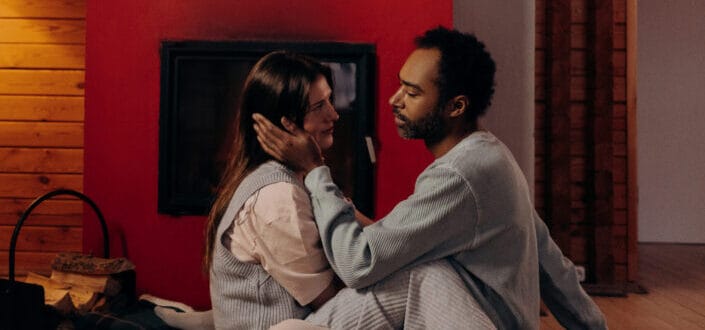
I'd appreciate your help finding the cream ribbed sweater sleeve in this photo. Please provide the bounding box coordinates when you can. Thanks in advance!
[533,210,607,329]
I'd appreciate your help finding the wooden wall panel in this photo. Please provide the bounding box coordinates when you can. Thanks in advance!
[0,19,85,43]
[545,0,573,255]
[0,197,83,227]
[0,44,85,69]
[0,148,83,173]
[590,0,616,284]
[0,251,57,277]
[534,0,547,218]
[0,0,85,280]
[0,0,85,18]
[0,122,84,147]
[626,0,638,283]
[537,0,632,289]
[0,198,82,216]
[613,24,626,49]
[0,226,82,252]
[0,95,83,121]
[0,214,82,227]
[0,173,82,198]
[0,69,84,95]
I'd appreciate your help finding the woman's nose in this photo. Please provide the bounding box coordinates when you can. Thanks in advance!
[327,102,340,121]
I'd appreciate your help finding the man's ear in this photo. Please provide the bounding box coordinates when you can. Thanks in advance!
[445,95,469,118]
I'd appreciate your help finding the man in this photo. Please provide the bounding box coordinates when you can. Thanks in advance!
[254,26,606,329]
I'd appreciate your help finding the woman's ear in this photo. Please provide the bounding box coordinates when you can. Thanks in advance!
[445,95,469,118]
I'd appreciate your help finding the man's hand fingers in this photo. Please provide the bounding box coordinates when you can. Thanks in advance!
[255,123,286,153]
[252,113,272,126]
[254,120,288,151]
[257,135,283,161]
[281,117,303,135]
[252,113,322,173]
[253,113,289,140]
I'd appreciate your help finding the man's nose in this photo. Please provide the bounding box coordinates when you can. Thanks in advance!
[389,87,403,107]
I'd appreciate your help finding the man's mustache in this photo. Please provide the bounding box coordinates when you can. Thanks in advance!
[392,108,409,123]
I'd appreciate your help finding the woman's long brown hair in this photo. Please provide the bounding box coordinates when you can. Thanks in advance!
[203,51,333,272]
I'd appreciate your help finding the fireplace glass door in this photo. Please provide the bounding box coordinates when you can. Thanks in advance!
[158,41,375,216]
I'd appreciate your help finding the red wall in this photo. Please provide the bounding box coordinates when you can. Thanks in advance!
[85,1,451,308]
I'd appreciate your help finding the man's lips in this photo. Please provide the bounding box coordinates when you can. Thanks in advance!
[392,108,407,126]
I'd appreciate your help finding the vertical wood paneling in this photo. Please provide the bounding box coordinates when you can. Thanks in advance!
[546,0,573,256]
[535,0,547,219]
[0,1,85,279]
[537,0,631,287]
[626,0,638,283]
[589,0,616,284]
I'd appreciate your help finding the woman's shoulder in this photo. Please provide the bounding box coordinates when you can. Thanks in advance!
[241,161,303,189]
[256,181,310,209]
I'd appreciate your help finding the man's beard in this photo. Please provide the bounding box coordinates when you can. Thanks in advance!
[393,105,445,143]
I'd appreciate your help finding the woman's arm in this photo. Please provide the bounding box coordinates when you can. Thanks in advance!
[241,182,341,307]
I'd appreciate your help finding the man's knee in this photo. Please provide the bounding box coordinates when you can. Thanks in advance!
[408,259,457,279]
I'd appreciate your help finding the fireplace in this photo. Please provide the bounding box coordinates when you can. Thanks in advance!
[158,41,376,216]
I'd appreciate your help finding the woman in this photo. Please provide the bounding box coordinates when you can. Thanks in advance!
[204,51,344,329]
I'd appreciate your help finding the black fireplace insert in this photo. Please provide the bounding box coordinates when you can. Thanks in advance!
[158,40,376,216]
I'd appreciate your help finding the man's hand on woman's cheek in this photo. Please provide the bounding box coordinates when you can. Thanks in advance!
[252,113,324,174]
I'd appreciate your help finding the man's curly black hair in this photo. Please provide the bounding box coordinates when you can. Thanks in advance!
[415,26,496,122]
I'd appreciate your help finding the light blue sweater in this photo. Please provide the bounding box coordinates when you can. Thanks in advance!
[304,131,607,329]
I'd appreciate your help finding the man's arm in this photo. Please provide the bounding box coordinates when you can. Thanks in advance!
[304,165,479,289]
[533,211,607,329]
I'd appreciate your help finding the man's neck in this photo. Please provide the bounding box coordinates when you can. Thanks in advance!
[425,122,479,158]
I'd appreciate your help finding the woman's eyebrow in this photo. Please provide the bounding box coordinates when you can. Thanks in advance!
[311,90,332,107]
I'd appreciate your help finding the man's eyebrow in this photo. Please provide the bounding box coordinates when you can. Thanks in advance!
[398,74,424,93]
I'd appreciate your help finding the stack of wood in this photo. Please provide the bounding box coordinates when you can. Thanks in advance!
[21,252,135,316]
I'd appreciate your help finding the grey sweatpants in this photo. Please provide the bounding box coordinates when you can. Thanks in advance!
[272,259,496,330]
